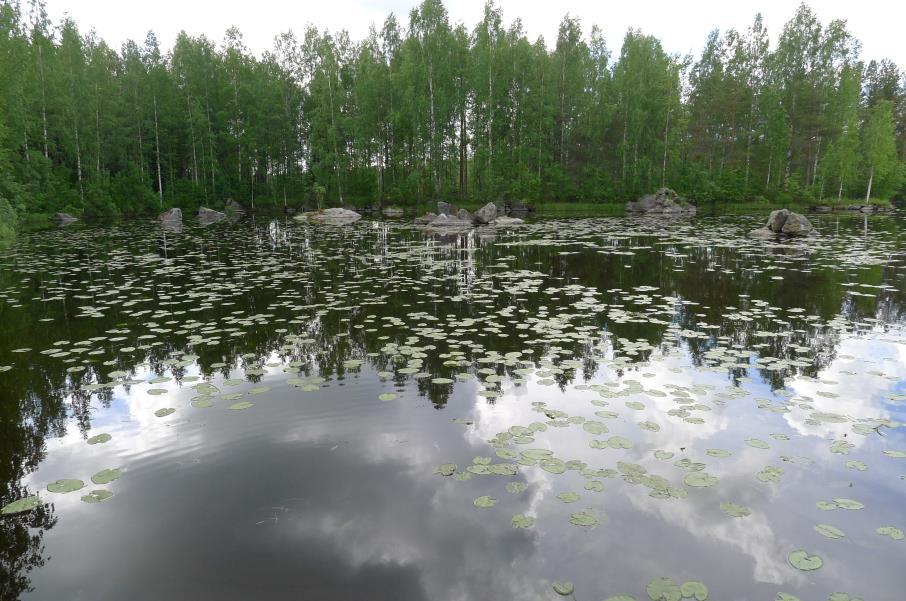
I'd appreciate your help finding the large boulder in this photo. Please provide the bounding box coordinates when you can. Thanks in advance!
[158,208,182,222]
[750,208,816,238]
[437,201,456,216]
[224,199,245,213]
[456,208,473,222]
[474,202,498,224]
[781,212,815,236]
[492,216,524,226]
[626,188,695,215]
[766,209,790,232]
[428,213,472,228]
[198,207,226,225]
[52,212,78,225]
[295,207,362,225]
[415,212,437,225]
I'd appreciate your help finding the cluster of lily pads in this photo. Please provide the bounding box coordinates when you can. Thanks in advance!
[1,215,905,599]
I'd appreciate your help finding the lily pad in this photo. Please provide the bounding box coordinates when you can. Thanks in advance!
[87,433,112,445]
[646,577,682,601]
[876,525,904,540]
[720,502,750,518]
[473,495,497,508]
[378,392,397,401]
[684,472,719,488]
[154,407,176,417]
[680,581,709,601]
[552,581,575,596]
[91,468,122,485]
[511,514,534,528]
[1,495,41,515]
[788,550,823,571]
[434,464,456,476]
[229,401,254,410]
[814,524,845,539]
[47,479,85,494]
[569,510,598,527]
[81,489,113,503]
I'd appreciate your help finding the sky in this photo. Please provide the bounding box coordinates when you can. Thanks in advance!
[40,0,906,66]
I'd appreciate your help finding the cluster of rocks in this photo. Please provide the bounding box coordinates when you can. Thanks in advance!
[157,206,229,226]
[415,202,524,228]
[293,207,363,225]
[749,208,816,238]
[625,188,696,215]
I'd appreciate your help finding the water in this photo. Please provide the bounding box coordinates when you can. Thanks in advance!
[1,213,904,601]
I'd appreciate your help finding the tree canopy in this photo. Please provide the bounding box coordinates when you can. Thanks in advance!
[0,0,903,224]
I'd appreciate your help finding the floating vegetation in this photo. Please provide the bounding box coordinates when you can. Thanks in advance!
[788,550,823,571]
[1,495,41,515]
[81,489,113,504]
[47,479,85,494]
[473,496,497,508]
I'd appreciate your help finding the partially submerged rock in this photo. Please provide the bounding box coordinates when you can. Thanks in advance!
[225,199,245,214]
[198,207,226,225]
[474,202,498,224]
[414,212,437,225]
[295,207,362,225]
[492,216,524,226]
[750,208,816,238]
[158,208,182,223]
[427,213,473,228]
[437,201,455,216]
[626,188,696,215]
[52,212,78,226]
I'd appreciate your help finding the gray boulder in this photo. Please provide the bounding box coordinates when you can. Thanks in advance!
[52,212,78,225]
[456,208,473,221]
[474,202,498,224]
[766,209,790,232]
[158,208,182,222]
[296,207,362,225]
[198,207,226,225]
[492,216,524,226]
[225,199,245,213]
[781,212,815,236]
[415,212,437,225]
[626,188,695,215]
[428,213,472,228]
[437,201,456,216]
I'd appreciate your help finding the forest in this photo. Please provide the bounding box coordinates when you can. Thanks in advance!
[0,0,904,234]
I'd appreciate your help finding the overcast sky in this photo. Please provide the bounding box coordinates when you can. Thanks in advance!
[41,0,906,66]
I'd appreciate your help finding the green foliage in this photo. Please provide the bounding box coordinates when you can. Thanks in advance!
[0,0,903,237]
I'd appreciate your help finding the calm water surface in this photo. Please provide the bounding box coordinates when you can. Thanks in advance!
[1,213,905,601]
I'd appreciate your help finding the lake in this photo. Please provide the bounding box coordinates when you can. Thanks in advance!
[1,213,904,601]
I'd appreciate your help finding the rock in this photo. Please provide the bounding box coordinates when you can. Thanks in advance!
[492,216,524,226]
[52,212,77,225]
[474,202,498,224]
[415,212,437,225]
[427,213,473,228]
[158,208,182,222]
[766,208,790,232]
[224,199,245,213]
[198,207,226,225]
[780,212,815,236]
[749,227,776,239]
[295,207,362,225]
[383,206,404,217]
[437,201,456,216]
[626,188,695,215]
[456,208,473,221]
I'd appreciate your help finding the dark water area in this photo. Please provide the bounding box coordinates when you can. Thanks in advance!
[1,213,905,601]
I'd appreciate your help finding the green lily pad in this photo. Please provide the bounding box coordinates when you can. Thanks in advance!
[229,401,254,410]
[552,581,574,596]
[154,407,176,417]
[876,525,904,540]
[745,438,770,449]
[775,594,801,601]
[833,498,864,510]
[191,397,214,408]
[680,580,709,601]
[788,550,823,571]
[646,577,682,601]
[91,468,122,485]
[506,481,528,494]
[604,596,638,601]
[87,433,112,445]
[81,489,113,503]
[569,510,598,527]
[47,479,85,494]
[684,472,718,487]
[378,392,397,401]
[720,502,750,517]
[1,495,41,515]
[814,524,845,539]
[511,513,534,528]
[435,464,457,476]
[557,492,581,503]
[473,495,497,508]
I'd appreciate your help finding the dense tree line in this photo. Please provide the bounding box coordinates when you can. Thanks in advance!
[0,0,904,228]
